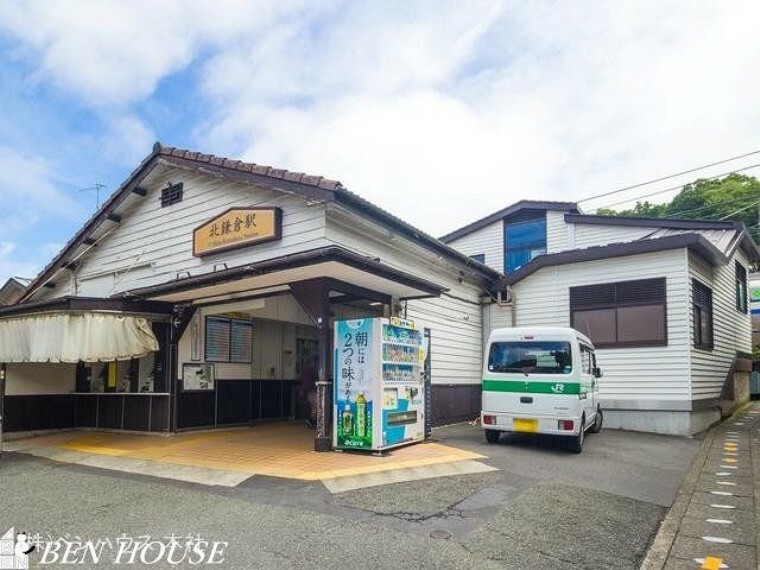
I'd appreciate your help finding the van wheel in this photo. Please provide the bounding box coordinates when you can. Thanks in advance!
[485,430,501,444]
[569,416,585,453]
[589,408,603,434]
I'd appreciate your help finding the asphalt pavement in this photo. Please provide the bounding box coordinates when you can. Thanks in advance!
[0,424,701,569]
[646,403,760,570]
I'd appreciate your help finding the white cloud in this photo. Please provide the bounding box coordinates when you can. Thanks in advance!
[2,0,760,239]
[0,0,314,106]
[0,242,36,284]
[0,240,63,285]
[198,0,760,234]
[101,115,156,167]
[0,147,83,284]
[0,147,82,225]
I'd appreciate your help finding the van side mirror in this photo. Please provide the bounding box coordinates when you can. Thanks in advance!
[593,367,602,378]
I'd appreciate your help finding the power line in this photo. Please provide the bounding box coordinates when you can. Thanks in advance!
[664,193,760,219]
[719,201,760,221]
[593,162,760,211]
[577,149,760,204]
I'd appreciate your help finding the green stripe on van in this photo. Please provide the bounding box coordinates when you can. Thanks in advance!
[482,380,581,395]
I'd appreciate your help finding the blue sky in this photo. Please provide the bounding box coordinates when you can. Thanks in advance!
[1,0,760,285]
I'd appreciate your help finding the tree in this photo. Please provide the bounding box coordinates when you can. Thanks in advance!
[596,174,760,233]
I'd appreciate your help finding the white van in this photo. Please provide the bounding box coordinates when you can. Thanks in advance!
[481,327,602,453]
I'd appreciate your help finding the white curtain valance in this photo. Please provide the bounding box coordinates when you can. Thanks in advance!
[0,313,159,363]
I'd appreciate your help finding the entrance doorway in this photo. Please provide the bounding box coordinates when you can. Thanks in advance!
[174,291,383,436]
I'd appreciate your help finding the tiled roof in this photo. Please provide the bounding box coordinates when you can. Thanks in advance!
[155,144,342,191]
[19,143,500,302]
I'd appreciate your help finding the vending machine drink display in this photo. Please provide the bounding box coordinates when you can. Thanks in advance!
[333,317,426,452]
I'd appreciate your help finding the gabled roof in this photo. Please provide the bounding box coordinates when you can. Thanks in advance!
[566,213,760,261]
[501,225,760,287]
[20,144,501,302]
[500,233,732,286]
[439,200,580,243]
[0,277,31,305]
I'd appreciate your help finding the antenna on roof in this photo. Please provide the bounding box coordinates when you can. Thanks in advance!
[78,183,107,210]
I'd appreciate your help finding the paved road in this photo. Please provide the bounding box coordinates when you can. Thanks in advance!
[0,425,700,569]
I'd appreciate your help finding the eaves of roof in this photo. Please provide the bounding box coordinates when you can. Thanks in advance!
[0,295,175,319]
[726,229,760,262]
[565,213,742,230]
[118,245,448,301]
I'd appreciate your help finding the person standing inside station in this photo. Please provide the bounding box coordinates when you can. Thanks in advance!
[299,363,318,428]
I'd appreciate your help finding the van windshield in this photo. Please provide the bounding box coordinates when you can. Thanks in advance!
[487,341,572,375]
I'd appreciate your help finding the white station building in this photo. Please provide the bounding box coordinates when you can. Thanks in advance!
[0,145,756,444]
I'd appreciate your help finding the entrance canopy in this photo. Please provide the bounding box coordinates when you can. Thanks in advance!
[0,297,174,363]
[119,246,447,304]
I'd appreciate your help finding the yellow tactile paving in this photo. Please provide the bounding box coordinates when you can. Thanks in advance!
[18,423,486,481]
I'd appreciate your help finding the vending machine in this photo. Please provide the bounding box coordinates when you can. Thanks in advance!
[333,317,426,452]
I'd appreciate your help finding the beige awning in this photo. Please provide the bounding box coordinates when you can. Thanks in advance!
[0,313,159,363]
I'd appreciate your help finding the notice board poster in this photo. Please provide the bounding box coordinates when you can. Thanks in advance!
[182,363,215,391]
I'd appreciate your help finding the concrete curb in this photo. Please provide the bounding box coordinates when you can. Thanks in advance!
[639,427,717,570]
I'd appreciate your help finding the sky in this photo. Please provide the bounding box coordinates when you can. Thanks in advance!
[1,0,760,285]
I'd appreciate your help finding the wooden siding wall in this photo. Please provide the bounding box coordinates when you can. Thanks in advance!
[689,250,753,401]
[482,303,513,348]
[546,210,569,252]
[326,207,485,386]
[571,223,655,250]
[444,220,503,272]
[405,293,483,386]
[73,167,329,297]
[511,249,692,403]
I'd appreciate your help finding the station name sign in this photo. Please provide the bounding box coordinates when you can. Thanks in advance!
[193,207,282,257]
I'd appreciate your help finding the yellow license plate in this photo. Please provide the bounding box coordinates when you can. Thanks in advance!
[513,418,538,432]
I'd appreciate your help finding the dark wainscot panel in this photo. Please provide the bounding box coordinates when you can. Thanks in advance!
[5,395,75,432]
[7,394,172,433]
[178,379,297,429]
[430,384,481,426]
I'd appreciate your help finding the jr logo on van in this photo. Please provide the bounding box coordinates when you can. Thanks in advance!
[482,380,581,395]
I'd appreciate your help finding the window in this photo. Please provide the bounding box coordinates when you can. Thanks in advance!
[504,217,546,273]
[570,278,667,348]
[487,341,572,375]
[735,261,748,313]
[205,316,253,363]
[469,254,486,264]
[693,279,713,350]
[160,182,184,207]
[580,346,593,374]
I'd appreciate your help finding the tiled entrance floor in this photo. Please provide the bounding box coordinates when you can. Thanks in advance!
[6,423,493,489]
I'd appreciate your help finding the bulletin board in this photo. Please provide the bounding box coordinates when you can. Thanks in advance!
[182,363,216,391]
